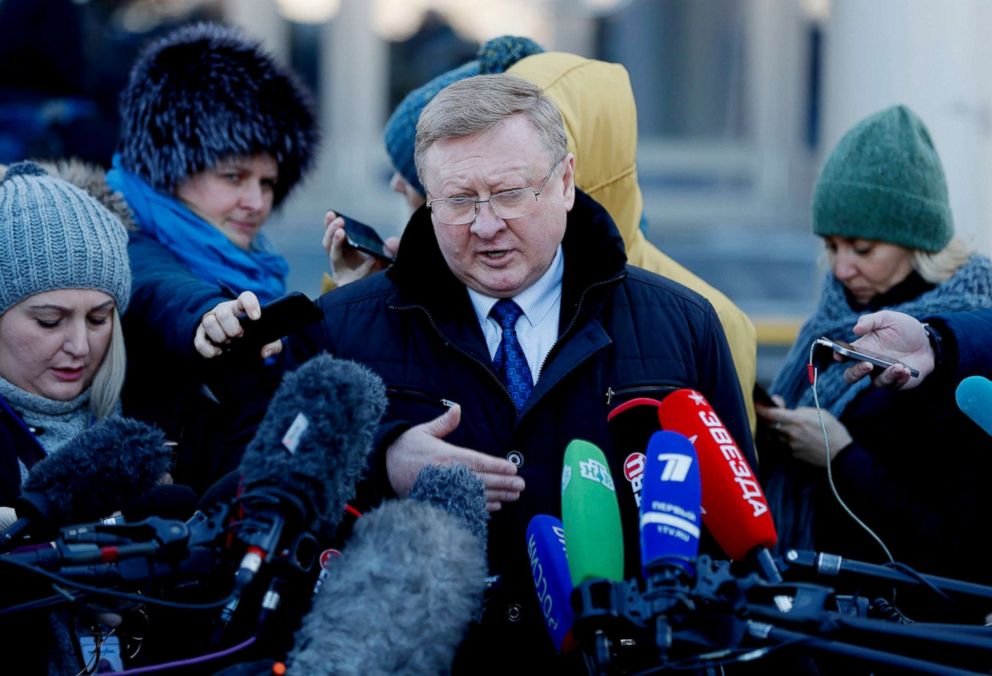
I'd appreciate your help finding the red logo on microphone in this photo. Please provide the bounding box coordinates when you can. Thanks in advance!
[319,548,342,570]
[623,452,645,506]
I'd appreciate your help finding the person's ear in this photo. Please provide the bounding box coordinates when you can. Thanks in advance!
[561,153,576,210]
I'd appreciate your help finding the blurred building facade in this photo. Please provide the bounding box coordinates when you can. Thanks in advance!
[3,0,989,382]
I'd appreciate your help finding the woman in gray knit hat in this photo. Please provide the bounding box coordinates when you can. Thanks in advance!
[758,105,992,592]
[0,161,131,508]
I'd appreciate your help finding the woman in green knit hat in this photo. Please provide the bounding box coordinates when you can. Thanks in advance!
[758,105,992,588]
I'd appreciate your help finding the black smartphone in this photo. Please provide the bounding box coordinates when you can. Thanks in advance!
[814,337,920,378]
[234,292,324,355]
[753,382,780,408]
[338,214,395,264]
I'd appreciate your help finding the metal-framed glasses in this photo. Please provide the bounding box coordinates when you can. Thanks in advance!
[427,157,564,226]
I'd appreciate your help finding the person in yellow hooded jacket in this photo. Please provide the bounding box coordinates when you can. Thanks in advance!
[322,38,758,433]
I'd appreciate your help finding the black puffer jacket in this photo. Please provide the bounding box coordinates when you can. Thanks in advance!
[292,191,754,672]
[122,232,285,494]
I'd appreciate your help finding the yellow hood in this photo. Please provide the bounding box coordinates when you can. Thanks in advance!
[509,52,758,436]
[508,52,643,249]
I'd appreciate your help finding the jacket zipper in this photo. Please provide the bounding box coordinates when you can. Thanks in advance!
[390,270,626,410]
[604,384,679,406]
[536,272,626,380]
[386,385,457,410]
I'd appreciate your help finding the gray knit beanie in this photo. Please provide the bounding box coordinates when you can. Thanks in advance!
[0,161,131,315]
[813,104,953,253]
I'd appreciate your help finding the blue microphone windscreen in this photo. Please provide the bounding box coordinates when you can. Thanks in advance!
[639,431,701,577]
[527,515,574,653]
[956,376,992,437]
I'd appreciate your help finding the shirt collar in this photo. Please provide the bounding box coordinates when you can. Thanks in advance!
[468,245,564,327]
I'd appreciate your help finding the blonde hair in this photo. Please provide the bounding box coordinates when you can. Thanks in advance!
[818,236,974,284]
[912,237,974,284]
[414,74,567,194]
[89,309,127,419]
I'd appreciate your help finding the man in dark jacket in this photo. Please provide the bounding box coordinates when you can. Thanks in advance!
[295,73,754,671]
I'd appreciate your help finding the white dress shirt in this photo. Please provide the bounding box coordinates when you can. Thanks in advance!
[468,246,563,385]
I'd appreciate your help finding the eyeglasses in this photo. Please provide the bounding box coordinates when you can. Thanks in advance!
[426,157,563,226]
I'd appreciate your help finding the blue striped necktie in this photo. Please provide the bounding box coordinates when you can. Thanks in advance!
[490,299,534,410]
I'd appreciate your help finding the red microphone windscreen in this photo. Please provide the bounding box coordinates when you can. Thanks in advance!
[657,389,776,560]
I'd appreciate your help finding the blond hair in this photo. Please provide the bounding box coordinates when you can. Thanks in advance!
[912,237,974,284]
[89,309,127,419]
[414,74,567,194]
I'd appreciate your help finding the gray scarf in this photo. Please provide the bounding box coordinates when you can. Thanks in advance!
[765,254,992,552]
[0,376,91,482]
[771,254,992,415]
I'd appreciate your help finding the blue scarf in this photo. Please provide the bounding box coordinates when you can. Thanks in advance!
[106,154,288,303]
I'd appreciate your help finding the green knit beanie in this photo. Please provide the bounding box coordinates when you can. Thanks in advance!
[813,104,953,253]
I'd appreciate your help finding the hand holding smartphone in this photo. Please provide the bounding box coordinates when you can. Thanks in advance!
[233,292,324,355]
[815,337,920,378]
[337,213,395,264]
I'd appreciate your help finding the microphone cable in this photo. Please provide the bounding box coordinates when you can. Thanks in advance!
[805,340,895,566]
[0,555,236,616]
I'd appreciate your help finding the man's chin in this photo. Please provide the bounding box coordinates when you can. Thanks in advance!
[466,274,527,298]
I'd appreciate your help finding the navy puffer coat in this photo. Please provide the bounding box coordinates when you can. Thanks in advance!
[292,191,753,672]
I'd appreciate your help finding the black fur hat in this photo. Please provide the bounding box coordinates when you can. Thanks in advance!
[117,22,319,206]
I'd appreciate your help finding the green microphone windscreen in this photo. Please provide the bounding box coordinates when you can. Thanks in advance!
[561,439,624,584]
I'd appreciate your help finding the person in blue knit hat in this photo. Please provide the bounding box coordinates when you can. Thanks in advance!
[758,104,992,591]
[321,35,544,290]
[109,22,319,493]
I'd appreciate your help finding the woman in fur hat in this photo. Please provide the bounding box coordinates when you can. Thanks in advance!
[107,22,318,492]
[759,105,992,594]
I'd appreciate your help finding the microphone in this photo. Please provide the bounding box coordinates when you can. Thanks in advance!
[527,514,576,654]
[657,389,780,582]
[220,354,386,626]
[955,376,992,437]
[289,465,488,675]
[607,398,664,511]
[1,416,172,551]
[561,439,625,671]
[408,463,488,544]
[113,483,199,523]
[639,431,701,659]
[640,431,701,580]
[212,354,386,635]
[560,439,624,585]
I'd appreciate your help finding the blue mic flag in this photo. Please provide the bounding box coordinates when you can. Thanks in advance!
[639,431,702,578]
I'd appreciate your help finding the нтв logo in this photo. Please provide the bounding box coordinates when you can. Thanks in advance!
[579,458,615,491]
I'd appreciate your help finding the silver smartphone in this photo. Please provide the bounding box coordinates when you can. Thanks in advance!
[815,337,920,378]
